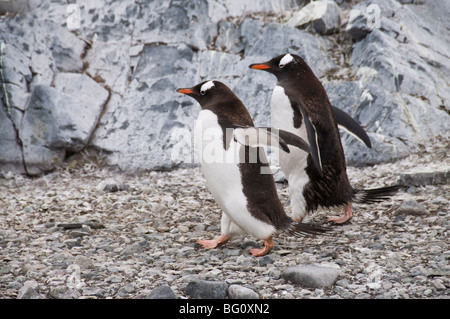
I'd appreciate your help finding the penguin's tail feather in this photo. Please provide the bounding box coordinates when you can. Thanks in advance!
[285,222,331,238]
[352,184,402,204]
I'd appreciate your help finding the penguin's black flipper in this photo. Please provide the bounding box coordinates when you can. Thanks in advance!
[232,126,310,154]
[277,129,311,154]
[233,126,287,151]
[332,106,372,148]
[298,109,323,177]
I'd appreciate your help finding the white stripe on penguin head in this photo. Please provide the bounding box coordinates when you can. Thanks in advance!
[200,81,215,94]
[279,54,294,68]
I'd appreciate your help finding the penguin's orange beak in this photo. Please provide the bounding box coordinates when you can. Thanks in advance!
[249,63,271,70]
[176,88,194,94]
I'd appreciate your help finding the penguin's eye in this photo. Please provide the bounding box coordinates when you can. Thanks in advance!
[200,90,206,95]
[279,63,285,69]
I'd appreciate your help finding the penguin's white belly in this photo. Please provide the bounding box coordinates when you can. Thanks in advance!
[195,110,276,239]
[271,86,309,220]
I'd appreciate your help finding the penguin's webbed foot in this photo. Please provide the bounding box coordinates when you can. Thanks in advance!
[327,203,353,224]
[196,234,231,249]
[248,237,274,257]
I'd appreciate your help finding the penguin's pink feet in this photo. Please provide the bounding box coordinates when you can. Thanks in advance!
[197,234,231,249]
[248,237,274,257]
[328,203,353,224]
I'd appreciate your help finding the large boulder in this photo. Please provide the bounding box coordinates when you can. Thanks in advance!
[19,78,108,175]
[287,0,341,34]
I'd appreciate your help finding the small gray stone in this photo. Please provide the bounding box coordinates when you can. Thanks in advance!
[236,254,258,266]
[395,200,430,216]
[82,287,105,298]
[120,240,148,256]
[107,275,123,283]
[146,283,177,299]
[116,283,136,297]
[355,292,371,299]
[49,286,81,299]
[103,182,130,192]
[268,269,282,280]
[96,179,130,192]
[58,223,83,230]
[281,265,340,288]
[69,225,92,238]
[431,279,446,291]
[17,280,44,299]
[258,255,274,267]
[241,240,259,251]
[185,280,228,299]
[75,256,94,271]
[178,225,190,233]
[228,284,259,299]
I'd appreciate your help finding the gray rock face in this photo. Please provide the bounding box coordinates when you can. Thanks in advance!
[85,8,339,171]
[90,42,198,171]
[0,0,449,174]
[335,0,450,165]
[0,105,25,173]
[345,7,373,41]
[0,0,42,14]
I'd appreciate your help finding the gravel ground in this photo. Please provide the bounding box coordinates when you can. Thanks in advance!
[0,139,448,299]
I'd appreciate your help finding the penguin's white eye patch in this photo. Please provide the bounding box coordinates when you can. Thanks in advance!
[279,54,294,68]
[200,81,215,95]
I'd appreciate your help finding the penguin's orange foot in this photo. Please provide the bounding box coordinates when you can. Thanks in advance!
[327,215,350,224]
[248,237,274,257]
[197,239,219,249]
[196,234,230,249]
[248,247,270,257]
[327,204,353,224]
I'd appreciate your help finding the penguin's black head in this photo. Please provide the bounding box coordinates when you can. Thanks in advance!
[249,53,309,81]
[177,80,237,109]
[177,80,254,125]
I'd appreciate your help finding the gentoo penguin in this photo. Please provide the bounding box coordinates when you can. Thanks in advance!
[249,54,400,224]
[176,80,328,256]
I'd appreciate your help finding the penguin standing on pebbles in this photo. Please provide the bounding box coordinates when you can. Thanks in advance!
[177,80,328,256]
[250,54,400,224]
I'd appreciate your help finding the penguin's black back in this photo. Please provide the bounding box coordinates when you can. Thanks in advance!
[279,57,355,210]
